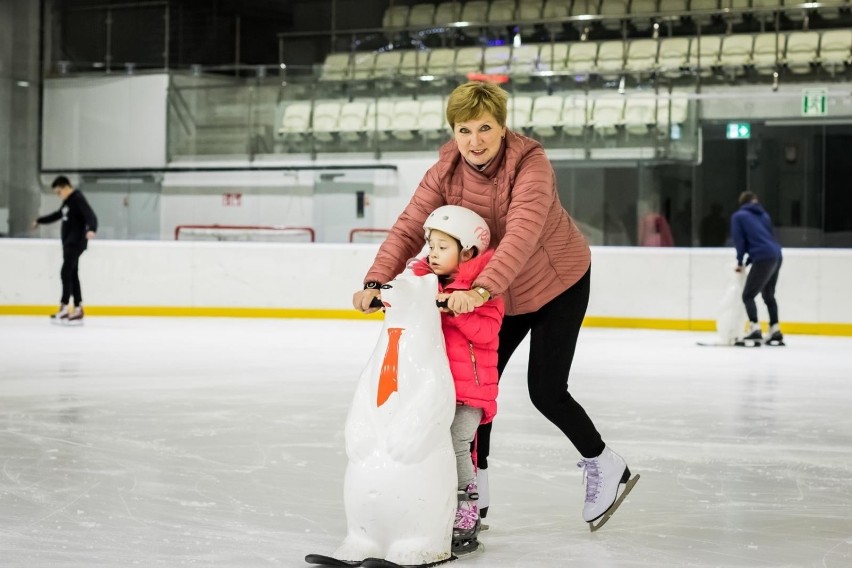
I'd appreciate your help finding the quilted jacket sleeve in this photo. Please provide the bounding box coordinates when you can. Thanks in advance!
[475,148,555,296]
[443,298,504,344]
[364,164,447,284]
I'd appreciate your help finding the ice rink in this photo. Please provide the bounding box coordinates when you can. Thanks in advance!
[1,315,850,567]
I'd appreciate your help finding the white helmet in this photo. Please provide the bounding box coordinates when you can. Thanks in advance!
[423,205,491,253]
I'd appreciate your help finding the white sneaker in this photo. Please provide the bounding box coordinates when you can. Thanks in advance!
[578,446,630,522]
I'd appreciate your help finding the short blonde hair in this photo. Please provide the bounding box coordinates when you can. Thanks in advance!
[445,81,508,129]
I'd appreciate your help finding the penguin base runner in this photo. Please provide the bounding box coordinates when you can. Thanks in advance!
[359,556,457,568]
[304,554,362,567]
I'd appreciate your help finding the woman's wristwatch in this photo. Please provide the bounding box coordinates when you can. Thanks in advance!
[472,286,491,302]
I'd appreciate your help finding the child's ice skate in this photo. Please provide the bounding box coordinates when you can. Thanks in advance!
[452,483,482,556]
[578,446,639,532]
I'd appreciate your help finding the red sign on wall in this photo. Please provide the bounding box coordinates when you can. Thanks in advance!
[222,193,242,206]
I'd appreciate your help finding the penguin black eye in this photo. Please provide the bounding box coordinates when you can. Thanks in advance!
[381,284,393,289]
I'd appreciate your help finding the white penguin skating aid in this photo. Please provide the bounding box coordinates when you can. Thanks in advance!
[306,271,459,568]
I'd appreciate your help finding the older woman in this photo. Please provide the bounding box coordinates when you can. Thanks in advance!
[352,81,636,529]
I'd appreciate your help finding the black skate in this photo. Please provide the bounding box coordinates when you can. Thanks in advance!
[765,330,785,346]
[734,329,762,348]
[305,554,362,567]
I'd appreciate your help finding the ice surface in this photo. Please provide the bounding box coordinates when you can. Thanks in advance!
[1,316,851,567]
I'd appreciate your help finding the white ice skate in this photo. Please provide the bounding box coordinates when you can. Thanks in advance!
[577,446,639,532]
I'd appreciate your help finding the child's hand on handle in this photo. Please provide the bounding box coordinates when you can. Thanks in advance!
[446,289,483,315]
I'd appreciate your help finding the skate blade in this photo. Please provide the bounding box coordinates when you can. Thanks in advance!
[588,474,640,533]
[733,340,761,348]
[304,553,362,567]
[452,537,483,557]
[360,554,459,567]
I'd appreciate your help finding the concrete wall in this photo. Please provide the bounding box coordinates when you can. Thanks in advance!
[1,239,850,335]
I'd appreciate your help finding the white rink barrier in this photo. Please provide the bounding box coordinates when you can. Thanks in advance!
[2,239,851,335]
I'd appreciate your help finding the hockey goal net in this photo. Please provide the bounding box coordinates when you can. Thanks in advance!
[174,224,315,243]
[349,228,390,244]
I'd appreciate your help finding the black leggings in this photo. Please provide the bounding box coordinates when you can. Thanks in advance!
[60,245,85,305]
[476,267,605,466]
[742,258,781,325]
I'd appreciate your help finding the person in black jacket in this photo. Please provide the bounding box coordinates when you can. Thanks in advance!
[32,176,98,324]
[730,191,783,345]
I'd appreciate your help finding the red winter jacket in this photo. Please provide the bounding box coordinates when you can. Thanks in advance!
[411,250,504,424]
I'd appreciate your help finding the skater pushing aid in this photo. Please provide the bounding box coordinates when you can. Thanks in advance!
[731,191,785,347]
[353,80,637,534]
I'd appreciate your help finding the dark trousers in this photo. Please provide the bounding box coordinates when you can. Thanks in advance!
[475,267,605,467]
[60,244,85,305]
[742,258,781,325]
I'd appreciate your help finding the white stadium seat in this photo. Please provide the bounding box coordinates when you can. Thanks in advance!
[489,0,518,23]
[455,47,484,75]
[566,41,599,75]
[484,46,511,75]
[656,92,689,130]
[510,44,542,79]
[382,5,409,28]
[418,99,447,140]
[337,101,370,141]
[508,96,534,130]
[426,48,457,77]
[623,94,658,135]
[320,53,351,81]
[391,99,421,140]
[785,31,820,74]
[600,0,630,31]
[372,51,402,80]
[461,0,489,23]
[658,37,691,77]
[719,34,754,72]
[630,0,659,31]
[408,3,436,27]
[591,95,625,136]
[538,43,570,74]
[561,96,590,136]
[366,99,395,140]
[530,95,565,137]
[351,52,376,81]
[596,40,627,77]
[435,1,462,24]
[311,101,342,141]
[751,33,783,75]
[692,35,721,75]
[278,101,312,138]
[819,30,852,71]
[625,39,659,74]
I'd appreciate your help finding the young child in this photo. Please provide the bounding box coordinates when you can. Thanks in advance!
[411,205,504,552]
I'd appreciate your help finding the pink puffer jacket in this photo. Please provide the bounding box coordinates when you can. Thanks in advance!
[364,130,591,315]
[411,250,503,423]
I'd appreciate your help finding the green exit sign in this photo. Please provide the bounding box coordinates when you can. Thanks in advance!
[726,123,751,139]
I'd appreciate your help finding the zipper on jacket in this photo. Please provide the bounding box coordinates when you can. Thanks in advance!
[468,342,480,386]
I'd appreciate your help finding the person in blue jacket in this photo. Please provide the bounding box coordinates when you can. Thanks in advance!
[730,191,783,345]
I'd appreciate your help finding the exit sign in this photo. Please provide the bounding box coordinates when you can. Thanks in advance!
[726,122,751,139]
[802,88,827,117]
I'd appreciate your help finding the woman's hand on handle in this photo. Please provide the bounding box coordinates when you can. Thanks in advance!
[353,288,381,313]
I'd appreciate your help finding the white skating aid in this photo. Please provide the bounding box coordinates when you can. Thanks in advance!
[331,271,457,566]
